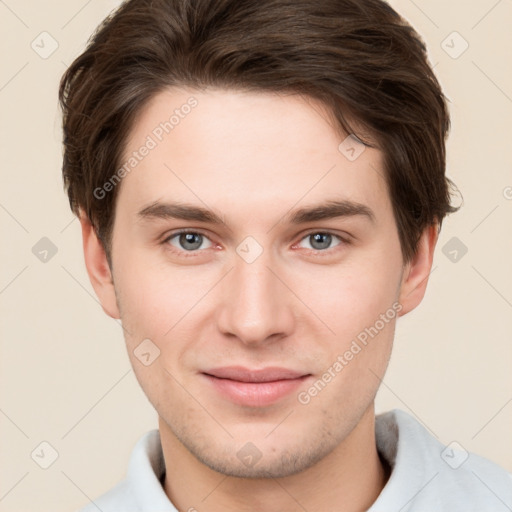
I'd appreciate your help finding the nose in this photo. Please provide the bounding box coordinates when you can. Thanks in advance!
[216,254,295,346]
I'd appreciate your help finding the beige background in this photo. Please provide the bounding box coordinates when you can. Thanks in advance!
[0,0,511,511]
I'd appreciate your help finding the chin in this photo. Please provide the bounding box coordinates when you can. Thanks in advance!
[182,433,336,479]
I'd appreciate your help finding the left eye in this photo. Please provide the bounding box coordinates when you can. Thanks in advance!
[297,232,342,251]
[167,232,213,251]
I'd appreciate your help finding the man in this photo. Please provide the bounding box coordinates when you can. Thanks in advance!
[59,0,512,510]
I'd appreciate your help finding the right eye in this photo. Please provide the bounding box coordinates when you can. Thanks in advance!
[164,231,214,252]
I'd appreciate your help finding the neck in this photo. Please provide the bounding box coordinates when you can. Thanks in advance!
[160,406,390,512]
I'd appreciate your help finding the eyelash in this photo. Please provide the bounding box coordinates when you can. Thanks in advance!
[161,229,351,257]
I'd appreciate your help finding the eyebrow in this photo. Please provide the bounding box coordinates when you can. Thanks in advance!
[287,199,375,225]
[136,199,375,226]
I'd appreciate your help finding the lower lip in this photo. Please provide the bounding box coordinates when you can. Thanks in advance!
[203,374,310,407]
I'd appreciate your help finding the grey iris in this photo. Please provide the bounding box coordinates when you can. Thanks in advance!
[180,233,203,250]
[310,233,332,250]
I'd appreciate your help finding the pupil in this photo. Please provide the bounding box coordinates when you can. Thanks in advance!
[311,233,331,250]
[180,233,202,250]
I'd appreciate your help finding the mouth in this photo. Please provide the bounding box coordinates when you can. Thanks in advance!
[201,366,312,407]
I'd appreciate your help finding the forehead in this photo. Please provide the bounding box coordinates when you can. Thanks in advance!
[117,87,390,226]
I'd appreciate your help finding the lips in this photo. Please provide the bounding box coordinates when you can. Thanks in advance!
[204,366,308,383]
[202,366,311,407]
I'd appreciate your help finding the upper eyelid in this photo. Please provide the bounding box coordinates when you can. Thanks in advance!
[163,228,211,241]
[296,229,347,240]
[166,229,213,244]
[293,231,346,249]
[163,229,347,251]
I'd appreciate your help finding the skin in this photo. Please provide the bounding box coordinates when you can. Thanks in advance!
[80,88,438,511]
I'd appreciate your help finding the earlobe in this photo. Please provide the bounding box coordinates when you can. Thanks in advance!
[397,225,439,316]
[79,212,121,319]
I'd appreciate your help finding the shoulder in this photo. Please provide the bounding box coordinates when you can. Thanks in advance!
[372,409,512,511]
[74,429,175,512]
[75,479,136,512]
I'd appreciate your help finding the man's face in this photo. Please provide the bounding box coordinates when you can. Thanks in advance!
[106,88,408,477]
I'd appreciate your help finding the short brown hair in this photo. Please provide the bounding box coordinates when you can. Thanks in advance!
[59,0,459,264]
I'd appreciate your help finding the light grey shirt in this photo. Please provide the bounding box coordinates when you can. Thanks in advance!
[77,409,512,511]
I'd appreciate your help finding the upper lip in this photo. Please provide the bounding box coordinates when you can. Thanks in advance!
[203,366,309,383]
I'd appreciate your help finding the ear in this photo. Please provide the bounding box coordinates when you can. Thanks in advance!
[397,224,439,316]
[79,212,121,319]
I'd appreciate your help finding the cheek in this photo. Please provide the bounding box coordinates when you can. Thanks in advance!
[114,262,201,405]
[292,255,402,339]
[113,258,181,340]
[113,250,219,349]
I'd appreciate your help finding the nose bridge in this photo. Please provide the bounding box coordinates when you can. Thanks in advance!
[217,249,293,344]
